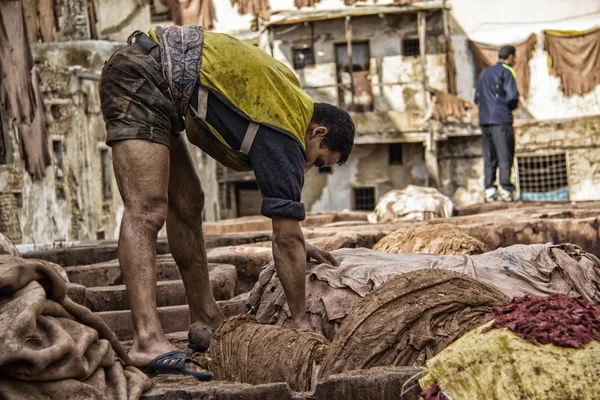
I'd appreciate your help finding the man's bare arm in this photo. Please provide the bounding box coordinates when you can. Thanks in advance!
[272,216,311,330]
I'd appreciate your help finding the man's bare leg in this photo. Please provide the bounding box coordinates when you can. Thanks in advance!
[166,135,224,329]
[112,139,172,366]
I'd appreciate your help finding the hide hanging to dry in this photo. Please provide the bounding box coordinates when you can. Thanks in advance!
[432,90,478,126]
[544,27,600,97]
[0,0,51,181]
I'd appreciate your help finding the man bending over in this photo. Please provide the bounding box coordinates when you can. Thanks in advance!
[99,26,355,378]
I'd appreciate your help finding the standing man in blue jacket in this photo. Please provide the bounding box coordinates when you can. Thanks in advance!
[474,45,519,202]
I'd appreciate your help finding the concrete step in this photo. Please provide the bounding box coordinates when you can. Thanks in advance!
[85,264,237,312]
[98,300,247,341]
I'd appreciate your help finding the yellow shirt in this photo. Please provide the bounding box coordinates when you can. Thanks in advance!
[148,29,313,162]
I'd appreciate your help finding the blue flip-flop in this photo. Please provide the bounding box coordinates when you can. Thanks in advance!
[141,349,213,381]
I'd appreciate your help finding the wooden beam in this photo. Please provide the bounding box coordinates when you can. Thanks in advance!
[417,11,428,109]
[345,16,355,109]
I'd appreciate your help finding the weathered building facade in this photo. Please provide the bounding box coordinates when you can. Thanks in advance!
[219,2,471,217]
[2,0,600,244]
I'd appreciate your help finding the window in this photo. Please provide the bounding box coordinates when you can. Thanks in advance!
[96,229,106,240]
[389,143,403,165]
[517,153,569,201]
[50,104,61,120]
[14,192,23,208]
[335,42,373,112]
[53,140,66,199]
[293,48,315,70]
[353,187,376,211]
[101,149,112,201]
[403,38,420,57]
[319,166,332,173]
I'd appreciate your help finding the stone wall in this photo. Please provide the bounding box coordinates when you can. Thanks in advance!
[515,116,600,202]
[437,116,600,205]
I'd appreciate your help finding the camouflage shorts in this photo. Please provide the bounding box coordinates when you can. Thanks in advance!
[99,34,182,148]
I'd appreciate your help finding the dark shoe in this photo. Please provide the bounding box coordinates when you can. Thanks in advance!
[141,349,212,380]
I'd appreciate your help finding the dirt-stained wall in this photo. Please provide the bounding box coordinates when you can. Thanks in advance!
[272,11,447,212]
[269,12,448,113]
[0,41,219,244]
[303,142,427,211]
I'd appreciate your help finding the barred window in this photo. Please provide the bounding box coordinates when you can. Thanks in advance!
[517,153,569,201]
[353,187,376,211]
[403,38,420,57]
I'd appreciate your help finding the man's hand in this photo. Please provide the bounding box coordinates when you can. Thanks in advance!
[306,242,339,266]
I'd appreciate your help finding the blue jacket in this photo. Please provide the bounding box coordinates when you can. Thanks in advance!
[474,62,519,125]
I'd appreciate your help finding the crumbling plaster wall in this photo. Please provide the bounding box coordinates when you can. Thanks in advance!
[4,41,219,244]
[448,19,474,103]
[269,12,448,113]
[524,38,600,119]
[303,142,427,211]
[13,41,124,244]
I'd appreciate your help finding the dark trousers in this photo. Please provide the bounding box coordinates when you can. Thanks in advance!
[481,124,515,192]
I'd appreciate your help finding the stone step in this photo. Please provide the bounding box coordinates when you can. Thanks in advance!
[22,232,273,267]
[85,264,238,312]
[98,300,247,341]
[64,247,270,290]
[140,366,421,400]
[206,246,273,279]
[312,366,421,400]
[64,257,220,287]
[142,381,293,400]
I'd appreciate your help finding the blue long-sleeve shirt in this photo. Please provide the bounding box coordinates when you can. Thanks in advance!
[474,62,519,125]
